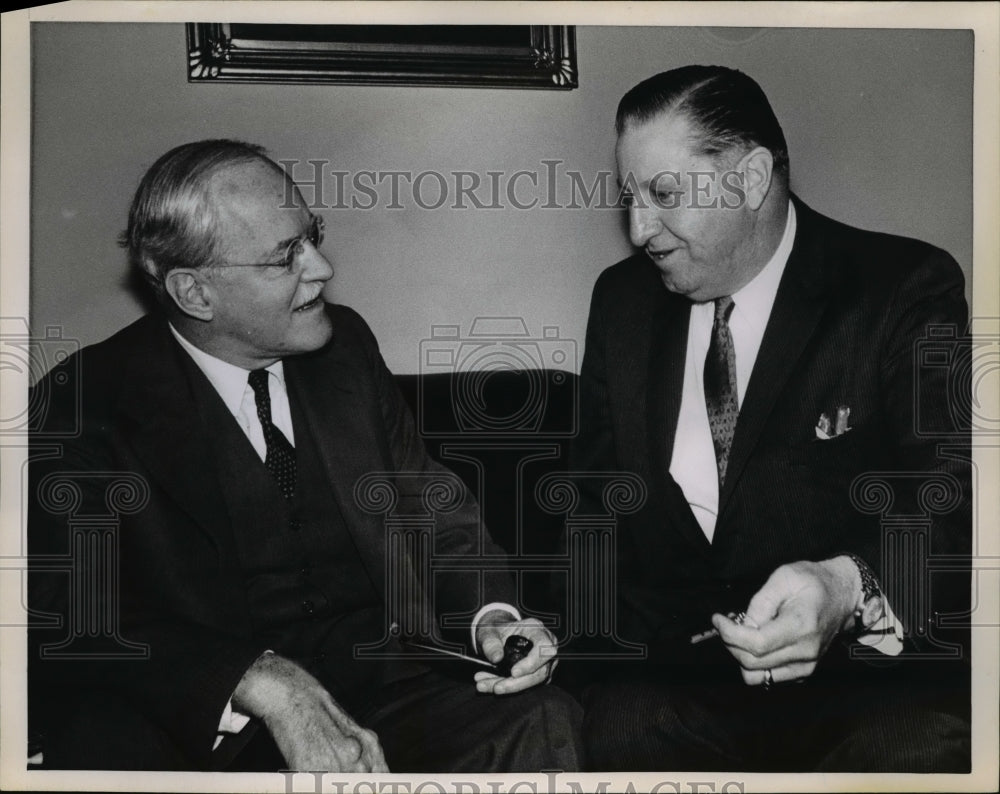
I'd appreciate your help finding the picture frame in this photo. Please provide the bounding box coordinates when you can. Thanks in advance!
[186,23,578,89]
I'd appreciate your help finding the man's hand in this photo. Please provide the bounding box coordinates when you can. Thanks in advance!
[232,653,389,772]
[712,556,861,687]
[474,611,559,695]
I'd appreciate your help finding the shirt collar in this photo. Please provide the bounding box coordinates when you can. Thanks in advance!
[168,323,286,417]
[731,200,797,334]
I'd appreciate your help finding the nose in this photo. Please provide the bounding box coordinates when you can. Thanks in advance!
[299,241,334,283]
[628,204,661,248]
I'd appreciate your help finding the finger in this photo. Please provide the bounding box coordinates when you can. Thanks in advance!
[712,609,800,657]
[744,578,784,627]
[332,735,363,768]
[509,652,559,682]
[355,728,387,773]
[477,627,505,664]
[364,740,390,773]
[486,664,550,695]
[475,671,501,693]
[727,639,818,671]
[740,660,816,687]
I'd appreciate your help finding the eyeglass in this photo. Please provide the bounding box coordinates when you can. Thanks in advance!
[214,214,325,275]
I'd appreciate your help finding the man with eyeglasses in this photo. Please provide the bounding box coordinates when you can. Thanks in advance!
[28,140,582,772]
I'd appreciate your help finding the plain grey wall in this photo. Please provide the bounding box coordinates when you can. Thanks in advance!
[30,24,972,375]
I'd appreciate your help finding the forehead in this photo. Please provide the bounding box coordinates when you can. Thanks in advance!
[616,112,707,180]
[206,160,307,238]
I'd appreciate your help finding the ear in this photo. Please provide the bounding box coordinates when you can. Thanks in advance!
[163,267,215,321]
[739,146,775,211]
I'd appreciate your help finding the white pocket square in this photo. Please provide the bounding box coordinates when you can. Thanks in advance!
[815,406,851,439]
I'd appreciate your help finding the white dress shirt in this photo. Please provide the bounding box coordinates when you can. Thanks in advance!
[168,324,295,457]
[669,201,797,541]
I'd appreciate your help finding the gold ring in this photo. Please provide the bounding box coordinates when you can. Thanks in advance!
[763,669,773,689]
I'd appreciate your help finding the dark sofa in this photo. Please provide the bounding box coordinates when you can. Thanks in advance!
[394,369,578,617]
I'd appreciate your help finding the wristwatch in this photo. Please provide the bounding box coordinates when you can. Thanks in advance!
[846,553,884,633]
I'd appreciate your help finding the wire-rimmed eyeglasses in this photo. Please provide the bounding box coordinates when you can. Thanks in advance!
[214,214,325,275]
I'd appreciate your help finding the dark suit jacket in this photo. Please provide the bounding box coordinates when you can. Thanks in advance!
[28,304,515,767]
[571,197,971,674]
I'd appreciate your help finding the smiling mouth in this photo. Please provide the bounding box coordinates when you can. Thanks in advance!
[294,296,323,312]
[646,248,676,262]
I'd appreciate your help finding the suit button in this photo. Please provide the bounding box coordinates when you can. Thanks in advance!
[302,599,315,615]
[300,565,312,577]
[289,519,301,532]
[315,652,327,664]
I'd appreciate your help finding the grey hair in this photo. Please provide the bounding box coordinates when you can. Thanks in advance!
[119,139,278,300]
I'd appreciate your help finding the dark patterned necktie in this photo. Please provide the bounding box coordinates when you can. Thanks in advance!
[247,369,296,501]
[704,296,739,485]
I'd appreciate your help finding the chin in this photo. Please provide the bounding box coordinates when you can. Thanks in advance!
[294,315,334,353]
[660,272,695,296]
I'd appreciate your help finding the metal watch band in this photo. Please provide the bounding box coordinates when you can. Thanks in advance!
[845,552,883,633]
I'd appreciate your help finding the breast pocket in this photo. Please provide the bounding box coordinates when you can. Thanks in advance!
[788,419,887,474]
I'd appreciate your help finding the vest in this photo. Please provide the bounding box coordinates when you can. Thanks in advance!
[190,368,426,711]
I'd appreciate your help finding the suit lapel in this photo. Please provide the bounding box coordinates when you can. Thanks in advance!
[718,198,835,518]
[284,344,388,600]
[648,290,689,471]
[117,320,236,554]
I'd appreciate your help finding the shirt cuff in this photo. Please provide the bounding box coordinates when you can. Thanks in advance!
[843,553,904,657]
[213,699,253,751]
[857,597,904,656]
[470,602,521,654]
[213,650,272,750]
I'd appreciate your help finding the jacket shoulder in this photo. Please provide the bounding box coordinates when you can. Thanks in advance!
[796,199,965,294]
[30,315,163,429]
[322,302,382,359]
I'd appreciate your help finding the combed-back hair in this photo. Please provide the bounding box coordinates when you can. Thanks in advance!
[616,65,789,176]
[120,139,277,300]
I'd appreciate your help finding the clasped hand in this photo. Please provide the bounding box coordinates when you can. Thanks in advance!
[232,653,389,772]
[474,615,559,695]
[711,556,859,687]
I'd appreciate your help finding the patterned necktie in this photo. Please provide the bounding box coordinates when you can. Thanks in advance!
[704,296,739,485]
[247,369,296,501]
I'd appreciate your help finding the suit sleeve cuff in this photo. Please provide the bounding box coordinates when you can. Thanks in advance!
[471,602,521,654]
